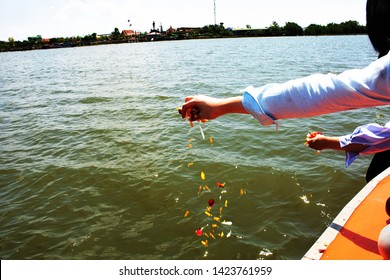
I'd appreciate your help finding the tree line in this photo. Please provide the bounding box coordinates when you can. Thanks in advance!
[212,20,366,37]
[0,20,366,52]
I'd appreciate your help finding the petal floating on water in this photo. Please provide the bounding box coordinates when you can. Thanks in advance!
[213,216,220,222]
[184,210,190,218]
[195,228,203,236]
[221,220,232,226]
[188,162,194,167]
[208,199,215,207]
[224,200,228,208]
[201,172,206,180]
[240,189,247,196]
[209,137,213,145]
[201,240,209,247]
[205,211,212,217]
[217,182,225,188]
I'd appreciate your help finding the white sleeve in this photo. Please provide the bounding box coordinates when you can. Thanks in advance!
[242,52,390,126]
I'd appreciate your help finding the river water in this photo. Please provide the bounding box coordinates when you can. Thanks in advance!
[1,35,389,260]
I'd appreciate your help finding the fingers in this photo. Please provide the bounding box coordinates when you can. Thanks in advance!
[185,96,195,102]
[180,95,211,122]
[180,97,200,119]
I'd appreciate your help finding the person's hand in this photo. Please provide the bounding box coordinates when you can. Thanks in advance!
[305,134,341,150]
[306,133,368,153]
[179,95,247,122]
[179,96,224,121]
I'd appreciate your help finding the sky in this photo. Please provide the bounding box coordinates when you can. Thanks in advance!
[0,0,367,41]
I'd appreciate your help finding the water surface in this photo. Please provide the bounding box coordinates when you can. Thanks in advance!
[1,35,388,259]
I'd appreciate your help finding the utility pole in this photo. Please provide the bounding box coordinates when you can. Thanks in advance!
[213,0,217,25]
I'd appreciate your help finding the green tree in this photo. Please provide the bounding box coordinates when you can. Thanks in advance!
[283,22,303,36]
[111,28,121,40]
[200,23,231,37]
[268,21,282,35]
[8,37,15,46]
[340,20,366,34]
[304,24,326,35]
[326,23,342,35]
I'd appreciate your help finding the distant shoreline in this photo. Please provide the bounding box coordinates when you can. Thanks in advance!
[0,34,369,53]
[0,21,366,53]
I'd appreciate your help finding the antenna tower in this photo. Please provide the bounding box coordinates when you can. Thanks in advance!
[213,0,217,25]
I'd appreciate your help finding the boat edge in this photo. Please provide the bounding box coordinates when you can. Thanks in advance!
[302,167,390,260]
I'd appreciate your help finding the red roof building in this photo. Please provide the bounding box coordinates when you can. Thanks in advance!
[122,30,139,37]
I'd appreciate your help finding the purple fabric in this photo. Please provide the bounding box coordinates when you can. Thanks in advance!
[339,121,390,166]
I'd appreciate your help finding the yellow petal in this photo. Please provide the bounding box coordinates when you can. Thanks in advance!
[201,240,209,247]
[240,189,247,196]
[212,224,218,228]
[224,200,228,208]
[188,162,194,167]
[209,232,216,239]
[220,231,225,238]
[209,137,213,145]
[204,185,210,191]
[187,144,193,149]
[205,211,212,217]
[201,172,206,180]
[219,207,223,216]
[184,210,190,218]
[213,216,220,222]
[198,185,203,195]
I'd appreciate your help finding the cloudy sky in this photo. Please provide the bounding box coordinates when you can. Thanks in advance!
[0,0,367,41]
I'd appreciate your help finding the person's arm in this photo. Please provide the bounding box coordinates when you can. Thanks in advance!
[242,52,390,126]
[180,95,248,121]
[306,122,390,167]
[306,134,367,153]
[180,52,390,126]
